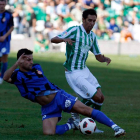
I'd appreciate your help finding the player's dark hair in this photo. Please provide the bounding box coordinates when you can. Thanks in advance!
[17,48,33,60]
[82,9,97,19]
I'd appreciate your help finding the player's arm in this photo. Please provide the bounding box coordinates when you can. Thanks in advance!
[3,63,18,83]
[51,27,76,45]
[95,54,111,65]
[0,13,14,42]
[3,53,25,83]
[51,36,75,45]
[0,26,14,42]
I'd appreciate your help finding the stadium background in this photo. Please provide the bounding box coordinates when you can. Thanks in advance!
[6,0,140,54]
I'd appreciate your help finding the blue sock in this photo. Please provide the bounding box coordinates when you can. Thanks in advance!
[1,62,8,78]
[91,109,115,127]
[55,123,72,135]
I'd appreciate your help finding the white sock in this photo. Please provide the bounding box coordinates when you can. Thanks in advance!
[66,123,74,129]
[111,124,118,130]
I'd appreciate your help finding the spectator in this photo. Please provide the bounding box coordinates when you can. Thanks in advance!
[24,4,36,37]
[116,16,123,30]
[97,16,109,39]
[34,32,49,53]
[96,2,109,17]
[108,18,120,41]
[46,0,56,16]
[108,18,120,33]
[111,0,123,15]
[56,0,70,18]
[127,10,139,25]
[70,3,83,23]
[32,3,46,21]
[82,0,95,9]
[12,4,24,34]
[103,0,111,9]
[120,21,133,42]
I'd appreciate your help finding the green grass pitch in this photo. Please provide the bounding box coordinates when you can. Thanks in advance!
[0,52,140,140]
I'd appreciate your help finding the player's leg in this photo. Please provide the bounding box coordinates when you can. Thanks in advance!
[43,117,77,135]
[0,54,8,84]
[43,117,58,135]
[1,54,8,78]
[86,68,104,110]
[71,100,126,137]
[65,68,103,131]
[0,41,10,83]
[91,88,104,110]
[41,91,77,135]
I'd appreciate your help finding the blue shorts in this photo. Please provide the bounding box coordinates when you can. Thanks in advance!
[41,90,77,121]
[0,41,10,56]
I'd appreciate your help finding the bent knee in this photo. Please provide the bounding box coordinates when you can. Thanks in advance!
[100,95,104,103]
[92,94,104,103]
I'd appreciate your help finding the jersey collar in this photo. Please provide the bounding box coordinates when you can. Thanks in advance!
[80,24,92,35]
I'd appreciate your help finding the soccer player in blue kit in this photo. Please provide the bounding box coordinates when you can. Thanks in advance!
[3,48,125,137]
[0,0,14,84]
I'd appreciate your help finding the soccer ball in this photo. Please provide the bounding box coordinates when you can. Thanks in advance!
[79,117,96,135]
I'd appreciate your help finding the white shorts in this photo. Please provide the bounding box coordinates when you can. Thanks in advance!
[65,67,101,99]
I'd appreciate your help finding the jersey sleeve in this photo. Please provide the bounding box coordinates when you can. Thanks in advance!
[11,70,36,102]
[57,26,77,39]
[90,34,101,55]
[17,84,36,102]
[10,70,19,84]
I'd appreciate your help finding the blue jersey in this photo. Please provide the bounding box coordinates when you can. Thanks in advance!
[0,10,14,41]
[11,64,60,102]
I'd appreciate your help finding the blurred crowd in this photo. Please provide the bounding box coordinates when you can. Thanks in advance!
[6,0,140,52]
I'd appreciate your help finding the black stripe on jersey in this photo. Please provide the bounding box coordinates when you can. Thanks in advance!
[22,78,28,92]
[11,70,18,83]
[45,83,53,90]
[45,82,60,90]
[24,95,28,99]
[0,32,3,36]
[30,91,36,96]
[34,87,40,91]
[23,73,32,79]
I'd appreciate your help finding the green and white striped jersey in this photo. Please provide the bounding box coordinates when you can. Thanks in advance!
[57,25,101,71]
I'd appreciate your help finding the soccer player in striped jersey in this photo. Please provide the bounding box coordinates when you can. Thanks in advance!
[51,9,111,132]
[3,48,125,137]
[0,0,14,84]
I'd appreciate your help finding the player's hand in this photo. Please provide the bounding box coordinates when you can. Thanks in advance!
[105,57,111,65]
[63,38,75,45]
[16,53,25,66]
[0,36,6,42]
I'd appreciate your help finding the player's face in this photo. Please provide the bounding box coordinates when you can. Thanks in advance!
[21,55,33,71]
[83,15,97,33]
[0,1,6,13]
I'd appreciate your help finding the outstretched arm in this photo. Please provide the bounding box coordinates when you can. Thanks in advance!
[0,26,14,42]
[3,53,25,83]
[51,36,75,45]
[95,54,111,65]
